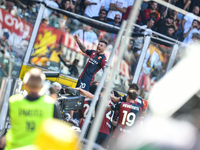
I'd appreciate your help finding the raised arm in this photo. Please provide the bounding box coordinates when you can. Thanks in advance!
[77,88,94,99]
[110,94,120,103]
[84,0,97,6]
[73,34,87,53]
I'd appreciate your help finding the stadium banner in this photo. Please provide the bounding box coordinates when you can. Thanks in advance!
[0,8,33,79]
[0,8,32,36]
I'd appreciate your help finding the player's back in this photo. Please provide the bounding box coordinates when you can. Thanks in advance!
[112,101,140,138]
[99,101,114,135]
[79,97,92,128]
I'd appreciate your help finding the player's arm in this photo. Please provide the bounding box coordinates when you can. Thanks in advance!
[107,102,121,111]
[76,88,94,99]
[101,58,107,70]
[58,54,70,68]
[73,34,87,53]
[110,94,120,103]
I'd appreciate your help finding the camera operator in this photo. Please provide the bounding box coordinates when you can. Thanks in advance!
[5,68,61,149]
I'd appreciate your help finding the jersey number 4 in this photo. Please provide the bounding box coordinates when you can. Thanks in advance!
[122,110,136,126]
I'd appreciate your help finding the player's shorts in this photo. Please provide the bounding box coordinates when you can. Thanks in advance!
[96,132,109,146]
[76,79,90,91]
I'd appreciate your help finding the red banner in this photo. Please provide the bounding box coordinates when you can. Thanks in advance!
[0,8,33,36]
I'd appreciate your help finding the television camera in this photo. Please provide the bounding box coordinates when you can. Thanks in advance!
[57,87,86,125]
[44,72,86,126]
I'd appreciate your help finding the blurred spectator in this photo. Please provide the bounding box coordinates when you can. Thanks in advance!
[84,0,105,18]
[92,9,107,23]
[0,32,9,55]
[139,18,155,36]
[137,11,158,25]
[174,0,191,10]
[73,25,98,44]
[170,10,181,32]
[61,58,79,78]
[124,39,135,74]
[61,0,75,12]
[155,15,174,35]
[182,6,199,34]
[121,0,134,21]
[182,20,199,45]
[5,0,14,13]
[165,26,176,39]
[143,2,160,23]
[108,14,121,27]
[189,0,200,12]
[107,0,127,22]
[24,4,37,25]
[43,0,61,18]
[181,32,200,47]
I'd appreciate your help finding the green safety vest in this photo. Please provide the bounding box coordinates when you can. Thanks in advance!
[5,94,54,150]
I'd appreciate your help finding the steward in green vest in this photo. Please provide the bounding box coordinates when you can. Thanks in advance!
[5,68,61,150]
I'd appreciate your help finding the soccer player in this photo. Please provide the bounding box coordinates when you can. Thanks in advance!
[110,83,146,111]
[77,85,114,147]
[107,90,141,140]
[73,34,107,91]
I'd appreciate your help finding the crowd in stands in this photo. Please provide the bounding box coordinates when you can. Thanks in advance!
[1,0,200,93]
[34,0,200,45]
[2,0,200,45]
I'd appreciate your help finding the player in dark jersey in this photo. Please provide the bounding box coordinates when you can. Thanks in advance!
[110,83,147,111]
[77,85,114,147]
[73,35,107,91]
[107,90,141,140]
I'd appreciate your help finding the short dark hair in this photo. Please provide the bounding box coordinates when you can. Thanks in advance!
[167,15,174,21]
[99,40,108,46]
[168,26,175,31]
[129,83,139,91]
[193,19,199,23]
[127,91,138,100]
[100,9,107,14]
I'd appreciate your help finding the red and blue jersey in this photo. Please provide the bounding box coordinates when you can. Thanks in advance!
[111,101,141,138]
[79,50,107,85]
[99,101,114,135]
[79,97,93,129]
[120,95,147,112]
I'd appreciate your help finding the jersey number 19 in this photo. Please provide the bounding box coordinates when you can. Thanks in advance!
[122,110,136,126]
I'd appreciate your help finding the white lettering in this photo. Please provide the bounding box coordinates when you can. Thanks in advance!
[14,18,23,32]
[122,104,139,111]
[0,10,3,22]
[5,14,14,26]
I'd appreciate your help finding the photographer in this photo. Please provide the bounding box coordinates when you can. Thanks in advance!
[5,68,61,149]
